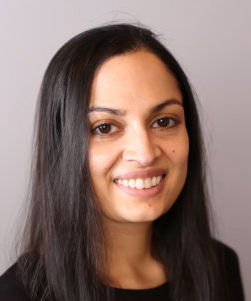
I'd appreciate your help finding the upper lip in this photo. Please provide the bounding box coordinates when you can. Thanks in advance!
[114,168,166,180]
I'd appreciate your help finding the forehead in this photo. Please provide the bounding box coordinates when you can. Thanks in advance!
[89,51,182,109]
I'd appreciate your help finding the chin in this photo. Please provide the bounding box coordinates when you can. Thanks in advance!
[121,206,169,223]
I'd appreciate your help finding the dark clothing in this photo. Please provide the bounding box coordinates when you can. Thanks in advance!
[0,264,29,301]
[114,282,171,301]
[0,242,245,301]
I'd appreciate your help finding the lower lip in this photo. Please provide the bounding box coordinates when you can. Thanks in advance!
[114,177,165,198]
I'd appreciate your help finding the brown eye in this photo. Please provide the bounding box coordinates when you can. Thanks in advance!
[92,123,118,136]
[152,117,178,128]
[97,124,112,134]
[157,118,171,127]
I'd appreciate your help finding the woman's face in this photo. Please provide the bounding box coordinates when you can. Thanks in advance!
[88,50,189,224]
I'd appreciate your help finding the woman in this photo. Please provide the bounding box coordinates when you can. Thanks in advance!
[0,24,244,301]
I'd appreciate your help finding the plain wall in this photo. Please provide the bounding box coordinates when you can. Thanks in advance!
[0,1,250,300]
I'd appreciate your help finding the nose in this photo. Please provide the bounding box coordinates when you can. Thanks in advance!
[122,127,161,166]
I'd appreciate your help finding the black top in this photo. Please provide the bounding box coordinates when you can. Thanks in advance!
[0,242,245,301]
[114,282,171,301]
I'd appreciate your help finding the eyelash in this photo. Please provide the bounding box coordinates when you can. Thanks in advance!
[91,123,119,136]
[152,117,179,129]
[91,117,180,137]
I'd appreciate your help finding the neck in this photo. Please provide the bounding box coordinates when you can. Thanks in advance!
[104,219,153,264]
[102,218,166,288]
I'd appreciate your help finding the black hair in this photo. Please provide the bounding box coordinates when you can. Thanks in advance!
[19,23,224,301]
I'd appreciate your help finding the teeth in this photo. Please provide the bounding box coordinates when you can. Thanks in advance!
[136,179,144,189]
[144,178,152,189]
[129,179,136,188]
[122,179,129,187]
[116,175,164,189]
[152,176,157,186]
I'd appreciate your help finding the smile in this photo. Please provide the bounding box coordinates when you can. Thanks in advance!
[114,174,165,190]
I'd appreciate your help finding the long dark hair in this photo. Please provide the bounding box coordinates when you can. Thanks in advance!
[19,23,224,301]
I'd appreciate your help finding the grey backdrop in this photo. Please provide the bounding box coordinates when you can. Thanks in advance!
[0,1,250,300]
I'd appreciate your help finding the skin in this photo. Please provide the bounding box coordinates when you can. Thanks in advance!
[88,50,189,288]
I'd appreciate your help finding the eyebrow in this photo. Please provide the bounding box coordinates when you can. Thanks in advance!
[150,98,183,113]
[88,98,183,116]
[88,106,125,116]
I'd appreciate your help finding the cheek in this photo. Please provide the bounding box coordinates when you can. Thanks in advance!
[88,143,117,177]
[89,147,105,177]
[165,134,189,165]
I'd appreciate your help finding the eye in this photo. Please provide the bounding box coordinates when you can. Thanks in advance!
[152,117,179,128]
[92,123,118,136]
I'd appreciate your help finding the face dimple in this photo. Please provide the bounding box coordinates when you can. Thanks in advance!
[88,50,189,224]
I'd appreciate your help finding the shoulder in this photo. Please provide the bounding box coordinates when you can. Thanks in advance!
[213,239,242,276]
[214,239,239,264]
[213,239,245,300]
[0,263,30,301]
